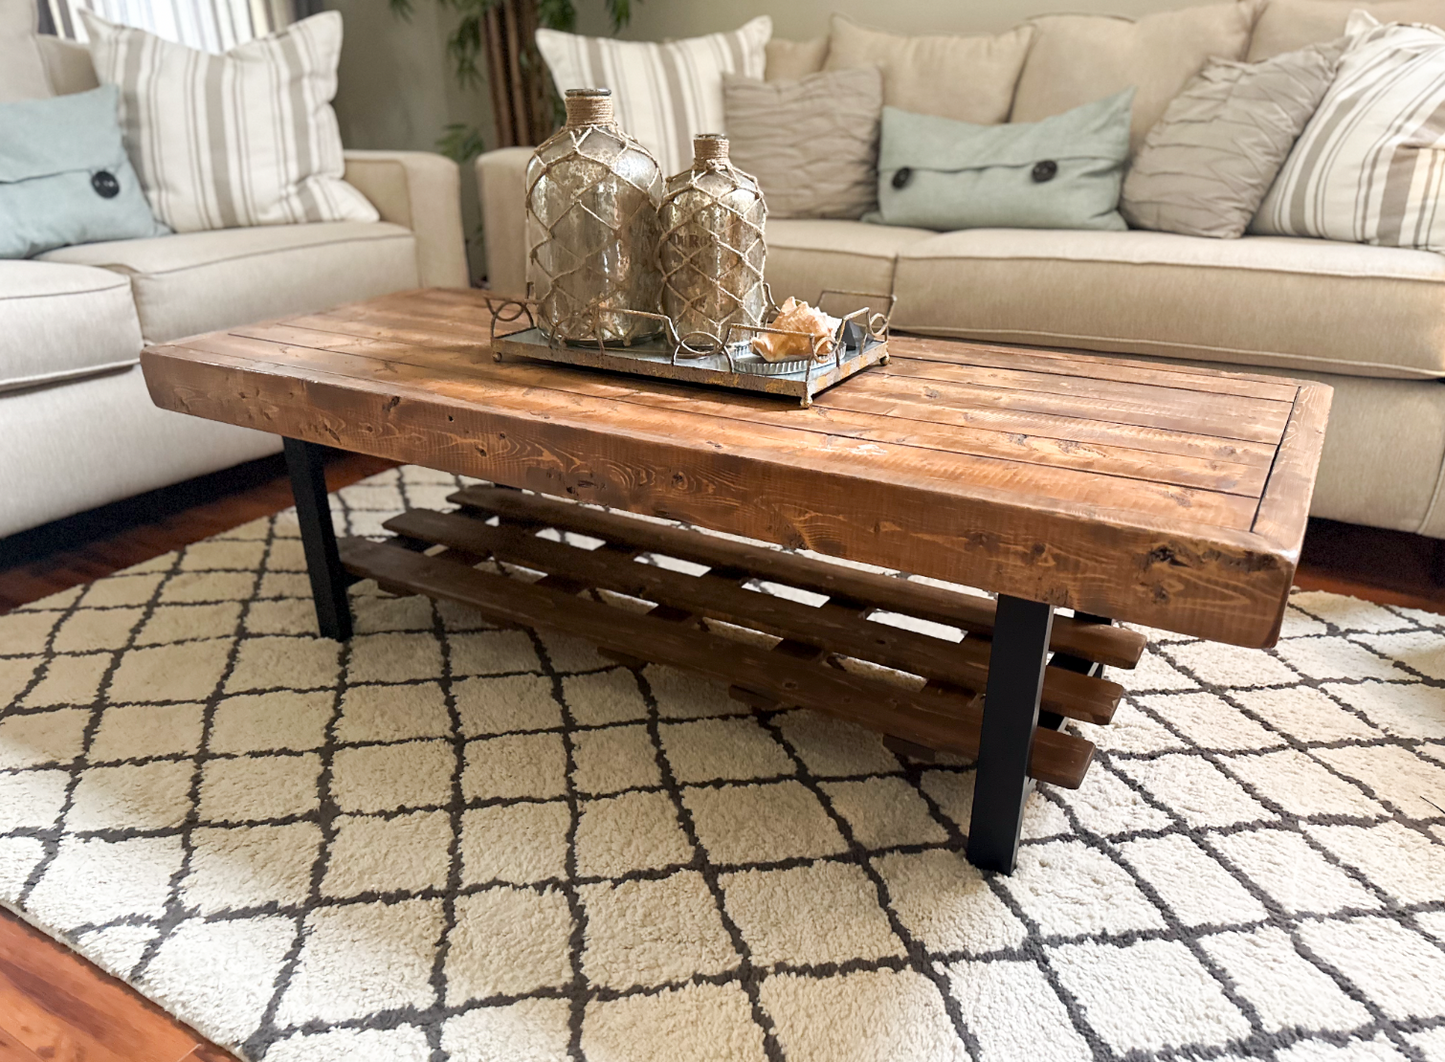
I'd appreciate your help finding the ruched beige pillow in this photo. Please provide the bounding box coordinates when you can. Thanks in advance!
[1120,37,1348,238]
[723,67,883,220]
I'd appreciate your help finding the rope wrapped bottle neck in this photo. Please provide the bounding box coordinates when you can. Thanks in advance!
[564,88,616,128]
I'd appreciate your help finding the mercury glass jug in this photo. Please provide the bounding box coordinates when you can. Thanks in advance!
[525,87,664,345]
[659,134,768,349]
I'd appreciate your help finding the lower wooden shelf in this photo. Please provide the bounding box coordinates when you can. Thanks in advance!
[338,487,1145,790]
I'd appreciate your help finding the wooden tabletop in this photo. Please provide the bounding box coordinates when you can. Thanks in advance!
[141,287,1331,647]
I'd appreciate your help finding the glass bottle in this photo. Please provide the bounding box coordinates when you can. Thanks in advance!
[526,88,664,345]
[659,134,768,349]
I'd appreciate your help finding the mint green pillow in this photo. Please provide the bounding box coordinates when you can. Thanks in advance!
[871,89,1135,231]
[0,85,167,259]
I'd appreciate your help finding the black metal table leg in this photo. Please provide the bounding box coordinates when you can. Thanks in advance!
[283,437,353,641]
[967,594,1054,874]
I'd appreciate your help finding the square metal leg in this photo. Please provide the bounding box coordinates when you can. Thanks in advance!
[283,437,353,641]
[967,594,1054,874]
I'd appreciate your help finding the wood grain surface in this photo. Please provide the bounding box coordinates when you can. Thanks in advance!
[139,287,1331,646]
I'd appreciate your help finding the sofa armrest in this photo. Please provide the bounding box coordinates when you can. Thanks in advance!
[476,147,532,298]
[344,150,469,288]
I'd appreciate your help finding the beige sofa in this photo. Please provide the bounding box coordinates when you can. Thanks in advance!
[0,7,468,540]
[476,1,1445,540]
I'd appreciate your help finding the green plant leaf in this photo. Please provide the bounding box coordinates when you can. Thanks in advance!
[437,122,487,162]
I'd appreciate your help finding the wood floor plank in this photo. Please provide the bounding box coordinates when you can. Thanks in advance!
[0,911,207,1062]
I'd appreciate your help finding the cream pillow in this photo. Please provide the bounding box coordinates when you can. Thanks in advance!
[0,0,49,102]
[723,67,882,219]
[82,11,377,233]
[536,17,771,177]
[1011,1,1262,154]
[765,37,829,81]
[1247,0,1445,58]
[823,14,1034,125]
[1253,12,1445,251]
[1122,38,1348,238]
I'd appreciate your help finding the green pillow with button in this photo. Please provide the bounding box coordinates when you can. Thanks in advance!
[0,85,167,259]
[869,88,1134,232]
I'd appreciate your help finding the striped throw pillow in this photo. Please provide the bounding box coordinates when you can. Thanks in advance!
[1252,12,1445,251]
[81,10,377,234]
[536,17,772,178]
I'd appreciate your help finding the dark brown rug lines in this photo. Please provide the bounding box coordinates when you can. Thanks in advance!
[0,466,1443,1062]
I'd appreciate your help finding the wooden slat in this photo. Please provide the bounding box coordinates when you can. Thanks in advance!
[384,507,1124,724]
[888,337,1302,401]
[450,485,1146,668]
[876,356,1296,419]
[338,537,1095,787]
[837,367,1290,444]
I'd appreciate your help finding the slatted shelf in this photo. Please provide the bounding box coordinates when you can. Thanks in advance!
[335,488,1144,790]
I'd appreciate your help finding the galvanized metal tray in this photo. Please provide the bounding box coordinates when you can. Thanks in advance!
[485,290,893,408]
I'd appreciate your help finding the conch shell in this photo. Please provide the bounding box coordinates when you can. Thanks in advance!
[750,297,839,362]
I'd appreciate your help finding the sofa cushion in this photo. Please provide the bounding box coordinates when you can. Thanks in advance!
[889,227,1445,379]
[0,260,143,393]
[765,37,828,81]
[823,15,1034,125]
[1248,0,1445,58]
[1011,2,1260,154]
[39,221,420,343]
[764,219,935,307]
[0,0,48,102]
[35,35,98,96]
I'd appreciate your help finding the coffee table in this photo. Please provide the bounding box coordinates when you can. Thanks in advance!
[140,287,1330,873]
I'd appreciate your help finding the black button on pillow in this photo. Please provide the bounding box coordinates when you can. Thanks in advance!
[1031,160,1058,183]
[91,170,121,198]
[891,167,912,190]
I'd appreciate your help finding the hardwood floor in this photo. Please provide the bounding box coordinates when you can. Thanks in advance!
[0,450,1441,1061]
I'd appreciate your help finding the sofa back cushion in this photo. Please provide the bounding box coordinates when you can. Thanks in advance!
[764,37,828,81]
[1011,1,1261,154]
[0,0,50,102]
[36,34,98,95]
[823,14,1033,125]
[1248,0,1445,57]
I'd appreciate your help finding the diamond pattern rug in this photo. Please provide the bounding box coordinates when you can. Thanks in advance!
[2,465,1444,1062]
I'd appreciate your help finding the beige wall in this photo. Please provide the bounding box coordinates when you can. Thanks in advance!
[326,0,495,279]
[574,0,1219,40]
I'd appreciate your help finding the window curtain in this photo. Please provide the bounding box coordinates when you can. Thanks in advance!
[43,0,297,50]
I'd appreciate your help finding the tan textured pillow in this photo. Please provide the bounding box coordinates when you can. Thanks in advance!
[765,37,829,81]
[1011,1,1262,154]
[1247,0,1445,58]
[723,67,882,220]
[1121,38,1348,238]
[822,14,1033,124]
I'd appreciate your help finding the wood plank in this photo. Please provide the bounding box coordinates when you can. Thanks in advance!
[339,536,1096,787]
[229,323,1267,496]
[839,365,1290,443]
[888,337,1302,401]
[877,355,1296,419]
[384,507,1124,724]
[0,911,203,1062]
[231,322,1271,497]
[1250,384,1334,611]
[163,331,1264,530]
[449,485,1147,668]
[0,1027,46,1062]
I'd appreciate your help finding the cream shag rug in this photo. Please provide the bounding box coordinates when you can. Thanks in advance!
[2,465,1444,1062]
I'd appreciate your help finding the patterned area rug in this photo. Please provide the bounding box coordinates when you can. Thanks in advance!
[2,465,1444,1062]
